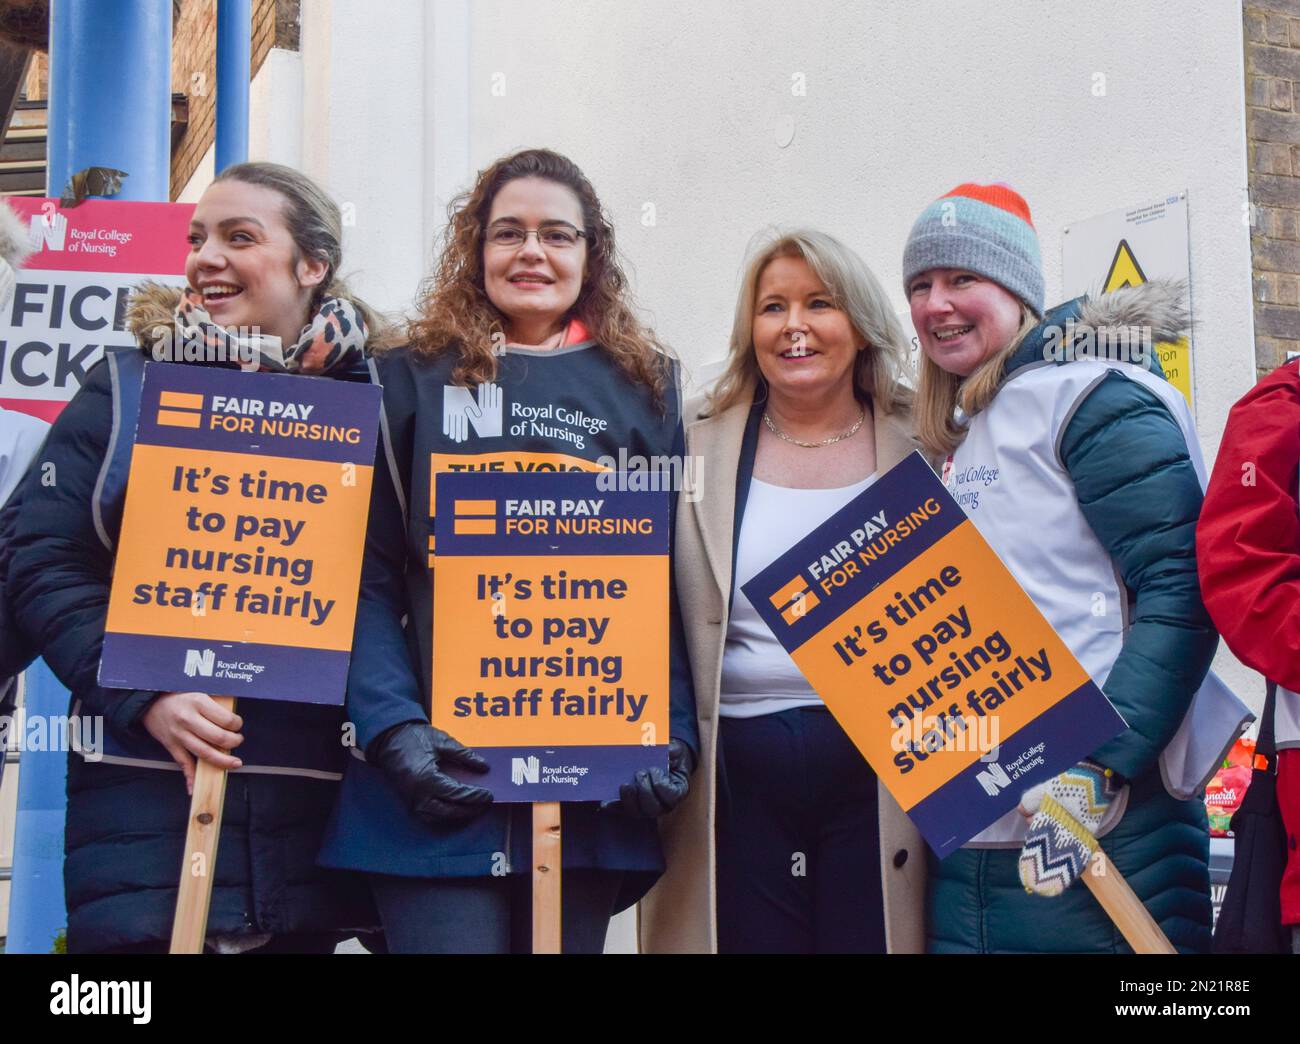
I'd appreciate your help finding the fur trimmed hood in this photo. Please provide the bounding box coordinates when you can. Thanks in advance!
[1006,278,1190,381]
[123,280,185,353]
[1075,278,1189,343]
[0,199,31,270]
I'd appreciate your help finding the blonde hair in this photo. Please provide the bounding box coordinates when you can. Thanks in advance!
[913,305,1039,457]
[706,229,912,417]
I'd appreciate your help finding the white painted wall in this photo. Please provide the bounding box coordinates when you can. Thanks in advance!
[298,1,432,320]
[199,1,1259,448]
[250,47,304,169]
[280,2,1256,449]
[176,141,213,204]
[456,1,1255,430]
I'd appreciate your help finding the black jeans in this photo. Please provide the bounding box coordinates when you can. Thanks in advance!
[716,705,886,953]
[367,870,623,954]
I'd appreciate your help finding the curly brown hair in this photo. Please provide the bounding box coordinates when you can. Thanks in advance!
[404,148,671,402]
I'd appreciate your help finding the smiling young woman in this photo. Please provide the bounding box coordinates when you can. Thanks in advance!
[904,182,1228,954]
[184,178,330,349]
[317,148,699,954]
[479,176,589,348]
[7,162,383,954]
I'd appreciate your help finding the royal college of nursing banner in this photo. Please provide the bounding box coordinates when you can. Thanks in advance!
[0,198,193,422]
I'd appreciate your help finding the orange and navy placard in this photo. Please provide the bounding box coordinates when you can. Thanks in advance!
[742,452,1125,857]
[99,363,381,704]
[432,471,669,801]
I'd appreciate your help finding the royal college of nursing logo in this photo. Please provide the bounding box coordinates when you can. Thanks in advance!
[511,755,540,785]
[183,648,215,678]
[28,210,68,252]
[975,760,1011,797]
[443,382,504,443]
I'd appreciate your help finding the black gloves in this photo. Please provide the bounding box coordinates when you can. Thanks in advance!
[369,721,493,825]
[370,724,695,824]
[603,738,696,818]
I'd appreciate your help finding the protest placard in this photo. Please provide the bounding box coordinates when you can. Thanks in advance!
[0,199,192,422]
[742,452,1126,857]
[99,362,381,704]
[431,471,669,801]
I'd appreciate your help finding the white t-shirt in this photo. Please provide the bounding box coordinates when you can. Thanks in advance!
[720,472,877,718]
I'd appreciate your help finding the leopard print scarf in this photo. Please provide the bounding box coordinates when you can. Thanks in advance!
[174,290,368,374]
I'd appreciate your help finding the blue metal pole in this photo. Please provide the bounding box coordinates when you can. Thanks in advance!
[9,0,173,954]
[216,0,252,171]
[6,663,75,953]
[47,0,173,201]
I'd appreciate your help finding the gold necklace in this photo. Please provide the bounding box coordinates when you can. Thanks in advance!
[763,408,865,448]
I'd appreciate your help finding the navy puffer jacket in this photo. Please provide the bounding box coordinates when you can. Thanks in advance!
[6,284,377,952]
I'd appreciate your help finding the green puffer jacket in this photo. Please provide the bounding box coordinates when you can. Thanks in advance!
[928,284,1215,954]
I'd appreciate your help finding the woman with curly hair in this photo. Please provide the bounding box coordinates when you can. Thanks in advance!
[318,148,698,953]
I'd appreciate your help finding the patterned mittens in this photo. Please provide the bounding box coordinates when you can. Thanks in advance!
[1017,759,1120,897]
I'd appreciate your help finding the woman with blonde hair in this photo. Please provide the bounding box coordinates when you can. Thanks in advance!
[318,148,698,953]
[640,228,931,953]
[903,182,1221,953]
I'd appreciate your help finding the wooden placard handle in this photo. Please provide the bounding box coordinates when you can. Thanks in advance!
[169,696,236,954]
[1081,848,1176,954]
[532,801,561,954]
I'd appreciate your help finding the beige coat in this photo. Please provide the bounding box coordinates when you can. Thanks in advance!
[639,386,930,953]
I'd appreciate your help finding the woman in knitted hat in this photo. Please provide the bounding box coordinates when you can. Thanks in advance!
[903,183,1228,953]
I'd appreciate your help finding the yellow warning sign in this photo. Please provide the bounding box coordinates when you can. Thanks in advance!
[1103,240,1148,292]
[1100,239,1191,405]
[1064,193,1194,413]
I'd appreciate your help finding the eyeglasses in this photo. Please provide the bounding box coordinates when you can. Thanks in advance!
[485,222,587,250]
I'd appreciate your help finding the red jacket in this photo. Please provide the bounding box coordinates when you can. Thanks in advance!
[1198,359,1300,690]
[1197,360,1300,925]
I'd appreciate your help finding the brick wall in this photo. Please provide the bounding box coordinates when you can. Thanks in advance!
[22,50,45,101]
[170,0,295,199]
[1246,0,1300,374]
